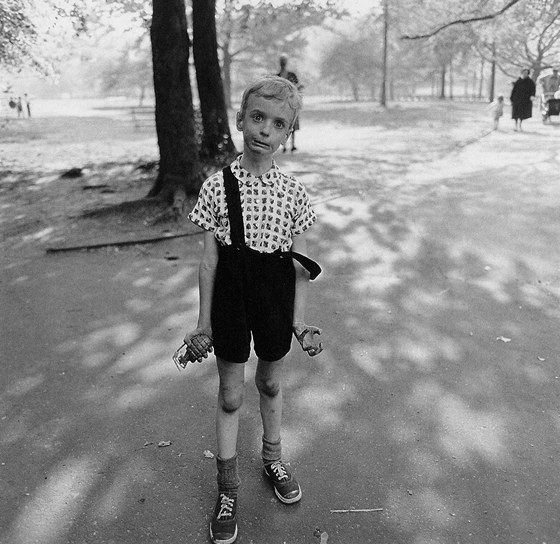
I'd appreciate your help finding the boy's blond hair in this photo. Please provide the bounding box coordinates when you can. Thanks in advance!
[239,75,302,129]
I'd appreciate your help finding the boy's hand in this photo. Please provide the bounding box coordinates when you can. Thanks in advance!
[180,328,213,364]
[293,322,323,357]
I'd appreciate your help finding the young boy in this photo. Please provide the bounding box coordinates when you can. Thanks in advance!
[183,76,323,544]
[488,94,504,130]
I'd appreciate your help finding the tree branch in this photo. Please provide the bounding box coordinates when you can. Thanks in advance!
[401,0,525,40]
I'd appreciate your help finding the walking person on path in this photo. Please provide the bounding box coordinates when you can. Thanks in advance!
[16,97,23,118]
[24,93,31,118]
[510,68,536,131]
[181,75,323,544]
[488,94,505,131]
[277,54,303,152]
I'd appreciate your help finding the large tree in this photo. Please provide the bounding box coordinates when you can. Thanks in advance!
[321,35,381,101]
[478,0,560,81]
[192,0,237,161]
[148,0,204,209]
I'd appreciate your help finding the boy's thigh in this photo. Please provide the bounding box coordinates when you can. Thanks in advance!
[250,258,295,362]
[212,258,252,363]
[217,357,246,386]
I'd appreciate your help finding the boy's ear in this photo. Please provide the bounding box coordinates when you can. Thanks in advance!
[236,111,243,131]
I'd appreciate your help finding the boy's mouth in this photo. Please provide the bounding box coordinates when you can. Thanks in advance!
[252,139,269,149]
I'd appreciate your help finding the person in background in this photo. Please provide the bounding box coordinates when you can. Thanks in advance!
[277,54,302,152]
[510,69,536,131]
[541,68,560,95]
[488,94,505,130]
[24,93,31,118]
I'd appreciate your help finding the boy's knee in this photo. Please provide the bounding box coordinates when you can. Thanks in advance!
[219,387,244,414]
[255,375,281,398]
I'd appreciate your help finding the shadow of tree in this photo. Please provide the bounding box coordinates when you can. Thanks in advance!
[2,106,560,544]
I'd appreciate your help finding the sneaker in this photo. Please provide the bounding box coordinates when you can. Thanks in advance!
[210,493,238,544]
[263,461,302,504]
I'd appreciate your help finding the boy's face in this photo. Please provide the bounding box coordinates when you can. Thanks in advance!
[236,94,292,158]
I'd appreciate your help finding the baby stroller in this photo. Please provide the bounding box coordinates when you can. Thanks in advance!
[540,92,560,123]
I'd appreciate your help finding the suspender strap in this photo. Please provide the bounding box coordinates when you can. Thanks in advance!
[222,166,245,248]
[221,166,322,280]
[290,252,322,281]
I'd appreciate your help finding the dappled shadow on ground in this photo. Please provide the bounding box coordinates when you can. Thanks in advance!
[3,150,560,544]
[2,105,560,543]
[0,101,490,260]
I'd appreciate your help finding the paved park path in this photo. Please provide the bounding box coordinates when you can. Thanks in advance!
[2,104,560,544]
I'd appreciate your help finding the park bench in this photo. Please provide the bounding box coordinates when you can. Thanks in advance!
[130,106,155,130]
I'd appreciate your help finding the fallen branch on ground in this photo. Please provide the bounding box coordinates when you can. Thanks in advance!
[330,508,384,513]
[45,231,202,254]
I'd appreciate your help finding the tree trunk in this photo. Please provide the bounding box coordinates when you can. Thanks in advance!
[489,61,496,102]
[449,60,453,100]
[478,59,485,99]
[379,0,388,107]
[439,64,446,99]
[192,0,237,161]
[350,78,360,101]
[149,0,203,207]
[222,44,233,109]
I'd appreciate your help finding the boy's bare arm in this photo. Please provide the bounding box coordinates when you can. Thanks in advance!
[183,230,218,361]
[291,233,323,356]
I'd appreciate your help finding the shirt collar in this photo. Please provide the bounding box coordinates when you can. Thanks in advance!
[231,155,281,187]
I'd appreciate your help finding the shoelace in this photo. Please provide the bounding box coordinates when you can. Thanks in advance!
[270,461,289,481]
[217,494,235,519]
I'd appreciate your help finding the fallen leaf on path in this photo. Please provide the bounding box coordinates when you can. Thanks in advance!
[538,356,545,361]
[320,532,329,544]
[203,450,215,459]
[157,440,172,447]
[143,441,154,448]
[496,336,511,343]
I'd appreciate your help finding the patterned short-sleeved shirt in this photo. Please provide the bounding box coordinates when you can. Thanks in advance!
[189,156,316,253]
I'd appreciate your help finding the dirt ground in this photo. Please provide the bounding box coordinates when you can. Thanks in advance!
[2,99,560,544]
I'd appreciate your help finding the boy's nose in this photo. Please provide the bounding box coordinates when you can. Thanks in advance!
[260,121,272,136]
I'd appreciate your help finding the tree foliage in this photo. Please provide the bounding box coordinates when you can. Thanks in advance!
[0,1,91,74]
[0,1,39,71]
[477,0,560,80]
[217,0,346,103]
[400,0,525,40]
[320,34,381,101]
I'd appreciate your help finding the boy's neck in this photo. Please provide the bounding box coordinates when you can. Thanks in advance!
[240,153,273,177]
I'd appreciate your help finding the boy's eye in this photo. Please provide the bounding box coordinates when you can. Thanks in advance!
[252,113,263,122]
[274,120,286,129]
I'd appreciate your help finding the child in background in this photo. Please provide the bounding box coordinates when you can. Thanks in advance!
[488,95,505,130]
[183,75,323,544]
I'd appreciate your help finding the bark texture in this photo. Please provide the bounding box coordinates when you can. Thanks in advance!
[149,0,203,206]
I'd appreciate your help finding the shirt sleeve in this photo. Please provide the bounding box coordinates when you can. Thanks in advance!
[188,175,220,233]
[292,181,316,236]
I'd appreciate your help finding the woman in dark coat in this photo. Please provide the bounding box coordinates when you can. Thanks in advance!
[510,69,536,131]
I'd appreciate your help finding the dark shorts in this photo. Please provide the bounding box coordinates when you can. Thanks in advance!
[211,245,295,363]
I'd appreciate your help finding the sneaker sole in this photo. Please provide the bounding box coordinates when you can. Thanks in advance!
[210,525,238,544]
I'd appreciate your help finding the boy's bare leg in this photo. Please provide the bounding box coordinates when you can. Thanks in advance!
[256,356,302,504]
[216,357,246,460]
[255,357,285,442]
